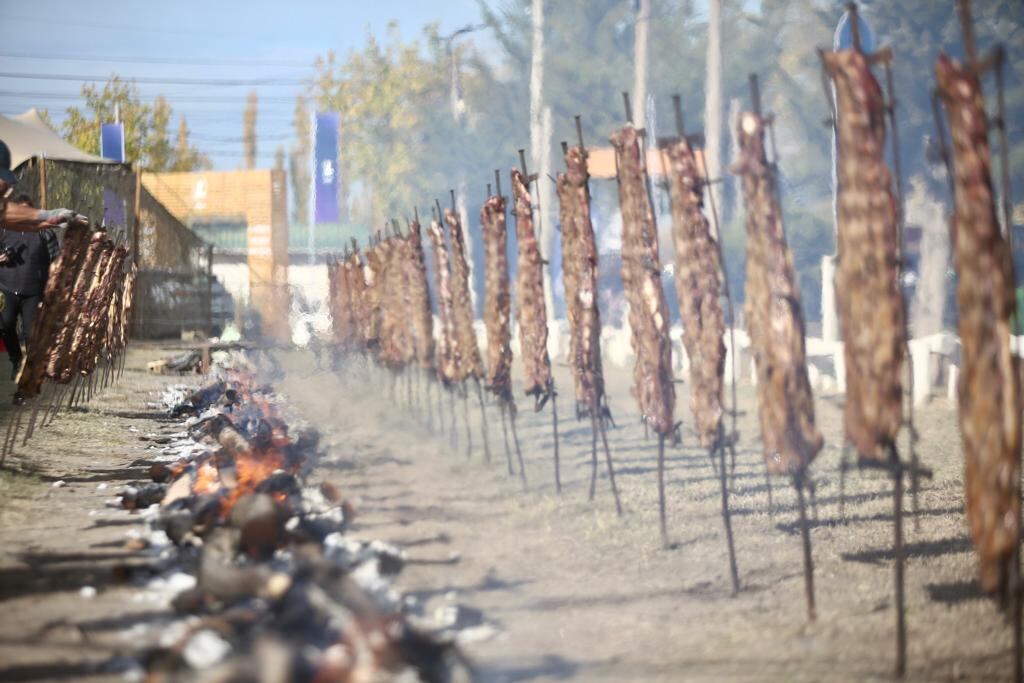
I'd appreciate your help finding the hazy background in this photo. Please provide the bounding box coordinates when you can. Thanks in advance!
[2,0,1021,329]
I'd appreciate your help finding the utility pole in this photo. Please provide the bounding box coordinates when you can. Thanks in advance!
[443,23,486,309]
[633,0,651,127]
[529,0,555,320]
[704,0,723,232]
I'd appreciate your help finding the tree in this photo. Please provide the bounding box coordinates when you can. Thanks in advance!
[243,90,258,170]
[148,96,174,171]
[307,26,456,226]
[171,116,211,172]
[62,76,208,172]
[290,95,312,225]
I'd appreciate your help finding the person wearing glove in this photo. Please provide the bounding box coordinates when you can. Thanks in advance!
[0,139,87,379]
[0,194,63,379]
[0,140,88,232]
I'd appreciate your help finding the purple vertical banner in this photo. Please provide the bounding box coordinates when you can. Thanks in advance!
[314,112,340,225]
[100,123,126,228]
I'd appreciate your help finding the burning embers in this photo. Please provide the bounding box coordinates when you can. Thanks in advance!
[121,371,469,681]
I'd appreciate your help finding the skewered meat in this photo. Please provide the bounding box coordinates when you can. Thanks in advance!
[510,168,553,405]
[556,172,583,406]
[559,145,607,418]
[404,218,435,370]
[361,242,384,355]
[342,248,366,353]
[661,136,727,448]
[733,111,823,475]
[610,125,675,436]
[393,230,417,368]
[15,223,93,400]
[375,236,410,370]
[46,232,107,383]
[445,208,484,381]
[79,246,128,375]
[481,194,514,403]
[936,53,1022,597]
[117,262,136,352]
[63,241,114,382]
[822,48,905,462]
[426,218,459,386]
[328,258,357,352]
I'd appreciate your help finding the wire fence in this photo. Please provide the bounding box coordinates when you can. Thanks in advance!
[13,157,211,338]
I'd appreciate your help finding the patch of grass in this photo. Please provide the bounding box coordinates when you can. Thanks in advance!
[0,463,42,507]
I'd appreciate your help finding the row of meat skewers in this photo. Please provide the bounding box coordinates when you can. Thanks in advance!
[2,222,136,462]
[325,25,1020,676]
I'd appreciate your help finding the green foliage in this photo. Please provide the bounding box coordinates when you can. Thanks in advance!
[61,77,210,172]
[300,0,1022,322]
[290,95,312,225]
[308,25,456,227]
[171,116,209,172]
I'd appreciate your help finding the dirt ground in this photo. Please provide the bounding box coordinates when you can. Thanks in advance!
[0,345,1016,682]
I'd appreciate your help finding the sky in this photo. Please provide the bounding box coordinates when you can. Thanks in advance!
[0,0,485,170]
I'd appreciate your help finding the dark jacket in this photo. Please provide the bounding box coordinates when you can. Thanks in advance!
[0,228,58,296]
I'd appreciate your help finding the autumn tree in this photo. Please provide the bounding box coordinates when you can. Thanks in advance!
[243,90,258,170]
[307,27,456,227]
[62,76,209,172]
[170,116,210,172]
[289,95,312,225]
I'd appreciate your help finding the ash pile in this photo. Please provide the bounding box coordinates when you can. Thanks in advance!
[121,360,474,682]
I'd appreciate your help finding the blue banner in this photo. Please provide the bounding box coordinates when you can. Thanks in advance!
[314,112,340,225]
[100,123,125,162]
[100,123,126,229]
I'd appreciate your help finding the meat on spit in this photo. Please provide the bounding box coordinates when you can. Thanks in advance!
[936,53,1022,598]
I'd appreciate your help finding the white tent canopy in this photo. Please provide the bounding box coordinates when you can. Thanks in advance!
[0,108,110,168]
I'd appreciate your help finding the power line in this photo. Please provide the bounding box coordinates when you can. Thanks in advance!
[0,51,317,69]
[0,72,311,86]
[190,133,294,143]
[1,13,266,39]
[0,91,300,104]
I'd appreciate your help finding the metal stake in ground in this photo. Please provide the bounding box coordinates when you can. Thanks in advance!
[591,410,623,516]
[551,384,561,493]
[507,401,527,487]
[462,384,473,458]
[794,472,817,621]
[657,432,668,547]
[564,117,620,510]
[716,433,741,593]
[516,148,559,490]
[891,451,907,678]
[666,94,747,573]
[498,400,515,476]
[473,378,492,463]
[738,74,823,621]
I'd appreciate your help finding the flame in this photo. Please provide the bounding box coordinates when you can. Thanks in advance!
[176,374,308,518]
[193,460,222,495]
[220,447,288,515]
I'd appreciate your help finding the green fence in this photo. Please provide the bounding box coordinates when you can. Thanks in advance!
[13,157,212,339]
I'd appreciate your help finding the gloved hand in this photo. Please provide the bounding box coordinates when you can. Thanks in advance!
[36,208,76,224]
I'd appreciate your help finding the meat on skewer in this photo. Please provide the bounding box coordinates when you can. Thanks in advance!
[936,53,1022,598]
[661,135,727,448]
[445,208,484,382]
[823,48,905,462]
[511,168,554,407]
[733,111,823,476]
[609,125,674,437]
[481,194,513,403]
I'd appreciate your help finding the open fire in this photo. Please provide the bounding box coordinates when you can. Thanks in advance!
[119,362,472,682]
